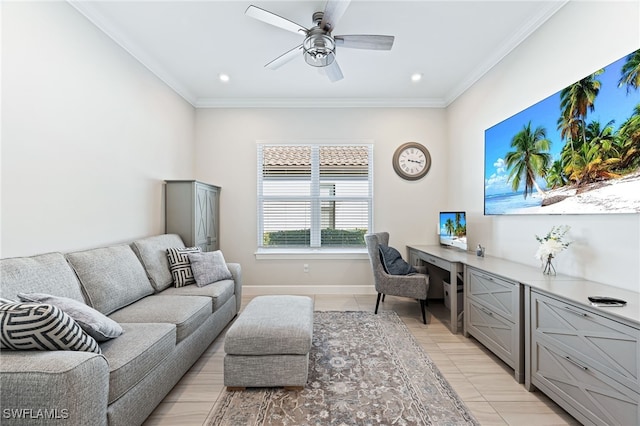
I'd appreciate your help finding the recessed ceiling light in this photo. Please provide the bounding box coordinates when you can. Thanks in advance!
[219,73,230,83]
[411,73,422,82]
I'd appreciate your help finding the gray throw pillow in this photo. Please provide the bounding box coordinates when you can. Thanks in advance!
[17,292,123,342]
[0,302,101,353]
[187,251,233,287]
[379,245,417,275]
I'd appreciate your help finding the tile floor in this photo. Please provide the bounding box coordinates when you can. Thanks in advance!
[143,294,580,425]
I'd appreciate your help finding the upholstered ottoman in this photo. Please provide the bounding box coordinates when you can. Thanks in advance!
[223,295,314,390]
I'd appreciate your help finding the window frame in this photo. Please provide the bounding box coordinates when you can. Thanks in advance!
[256,141,374,257]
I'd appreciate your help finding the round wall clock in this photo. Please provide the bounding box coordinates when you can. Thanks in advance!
[392,142,431,180]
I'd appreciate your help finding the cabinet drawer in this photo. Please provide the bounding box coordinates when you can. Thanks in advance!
[532,338,639,426]
[418,252,450,271]
[467,267,518,322]
[466,298,518,369]
[532,291,639,392]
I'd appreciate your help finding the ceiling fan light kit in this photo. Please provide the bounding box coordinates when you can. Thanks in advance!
[303,29,336,67]
[245,0,394,81]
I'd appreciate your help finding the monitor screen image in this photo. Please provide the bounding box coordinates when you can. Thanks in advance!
[439,212,467,251]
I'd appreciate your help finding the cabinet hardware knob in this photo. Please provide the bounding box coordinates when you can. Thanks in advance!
[564,356,588,371]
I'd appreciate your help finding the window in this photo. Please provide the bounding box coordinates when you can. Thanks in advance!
[257,143,373,249]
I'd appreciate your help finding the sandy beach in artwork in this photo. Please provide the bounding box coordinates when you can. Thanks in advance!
[517,172,640,214]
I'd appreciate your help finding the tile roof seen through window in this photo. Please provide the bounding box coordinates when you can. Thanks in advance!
[263,146,368,167]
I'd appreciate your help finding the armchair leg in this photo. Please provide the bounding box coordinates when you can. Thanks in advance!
[375,293,382,314]
[420,299,427,324]
[381,294,386,302]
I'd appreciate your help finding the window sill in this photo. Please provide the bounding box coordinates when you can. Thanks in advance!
[255,248,369,260]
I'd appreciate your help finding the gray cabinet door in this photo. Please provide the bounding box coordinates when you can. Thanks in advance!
[530,290,640,426]
[195,183,219,251]
[165,180,220,252]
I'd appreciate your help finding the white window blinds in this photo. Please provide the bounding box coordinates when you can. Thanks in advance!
[257,143,373,248]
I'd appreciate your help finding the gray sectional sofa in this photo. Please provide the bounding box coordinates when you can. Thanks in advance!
[0,234,242,426]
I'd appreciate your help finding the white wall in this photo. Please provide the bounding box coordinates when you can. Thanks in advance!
[447,1,640,291]
[194,108,447,292]
[1,2,195,257]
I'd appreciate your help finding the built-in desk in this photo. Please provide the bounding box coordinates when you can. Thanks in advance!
[406,245,469,333]
[407,244,640,424]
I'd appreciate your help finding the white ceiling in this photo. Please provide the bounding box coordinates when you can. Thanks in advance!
[69,0,567,107]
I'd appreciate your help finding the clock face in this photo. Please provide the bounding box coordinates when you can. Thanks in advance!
[393,142,431,180]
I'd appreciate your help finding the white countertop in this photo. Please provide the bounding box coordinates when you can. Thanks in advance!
[407,244,640,326]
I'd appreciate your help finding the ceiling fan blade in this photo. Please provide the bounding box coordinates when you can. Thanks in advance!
[245,5,308,35]
[265,45,303,70]
[334,35,395,50]
[322,60,344,82]
[320,0,351,31]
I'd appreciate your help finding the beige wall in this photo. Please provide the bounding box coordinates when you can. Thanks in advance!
[447,1,640,291]
[2,1,637,292]
[194,108,447,292]
[1,2,195,257]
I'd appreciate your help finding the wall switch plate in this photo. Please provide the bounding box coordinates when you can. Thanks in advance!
[303,264,309,273]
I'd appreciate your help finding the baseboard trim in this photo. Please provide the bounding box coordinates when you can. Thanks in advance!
[242,285,377,295]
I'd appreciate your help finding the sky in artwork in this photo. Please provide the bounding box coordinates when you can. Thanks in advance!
[484,52,639,197]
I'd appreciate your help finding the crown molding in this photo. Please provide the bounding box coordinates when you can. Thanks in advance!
[67,0,198,106]
[443,0,569,106]
[194,97,446,108]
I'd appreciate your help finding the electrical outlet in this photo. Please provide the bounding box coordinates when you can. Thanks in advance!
[303,264,309,273]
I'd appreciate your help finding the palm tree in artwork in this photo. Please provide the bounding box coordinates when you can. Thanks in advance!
[505,122,552,198]
[444,218,455,237]
[546,160,567,189]
[616,104,640,169]
[618,49,640,93]
[558,69,604,154]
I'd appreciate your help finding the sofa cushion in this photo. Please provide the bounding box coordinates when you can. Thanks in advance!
[66,245,155,315]
[17,293,123,342]
[108,295,211,343]
[159,279,235,311]
[130,234,185,292]
[99,323,176,404]
[0,302,101,353]
[0,252,85,303]
[166,247,201,287]
[187,251,232,287]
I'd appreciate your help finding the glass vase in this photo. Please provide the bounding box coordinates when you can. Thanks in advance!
[543,254,556,275]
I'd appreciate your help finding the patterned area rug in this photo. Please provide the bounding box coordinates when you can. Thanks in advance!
[207,311,478,425]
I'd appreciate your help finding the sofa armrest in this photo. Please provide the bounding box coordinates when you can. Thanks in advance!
[1,351,109,425]
[227,263,242,313]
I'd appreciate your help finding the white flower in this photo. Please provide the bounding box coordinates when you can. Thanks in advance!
[535,225,572,261]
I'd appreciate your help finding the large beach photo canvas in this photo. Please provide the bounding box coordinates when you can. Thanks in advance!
[485,49,640,215]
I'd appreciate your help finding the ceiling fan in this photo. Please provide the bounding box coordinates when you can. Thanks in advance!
[245,0,395,82]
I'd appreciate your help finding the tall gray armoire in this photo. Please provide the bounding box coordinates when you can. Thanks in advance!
[165,180,220,252]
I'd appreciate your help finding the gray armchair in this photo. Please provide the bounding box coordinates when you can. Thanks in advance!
[365,232,430,324]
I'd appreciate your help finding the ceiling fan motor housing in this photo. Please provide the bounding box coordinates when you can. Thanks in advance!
[303,15,336,67]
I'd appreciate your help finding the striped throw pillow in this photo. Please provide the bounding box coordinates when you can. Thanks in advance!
[0,302,101,353]
[166,247,202,287]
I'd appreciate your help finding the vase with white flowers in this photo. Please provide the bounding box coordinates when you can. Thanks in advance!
[535,225,572,275]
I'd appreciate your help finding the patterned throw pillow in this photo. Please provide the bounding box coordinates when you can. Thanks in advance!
[187,251,233,287]
[17,293,123,342]
[0,302,101,353]
[166,247,202,287]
